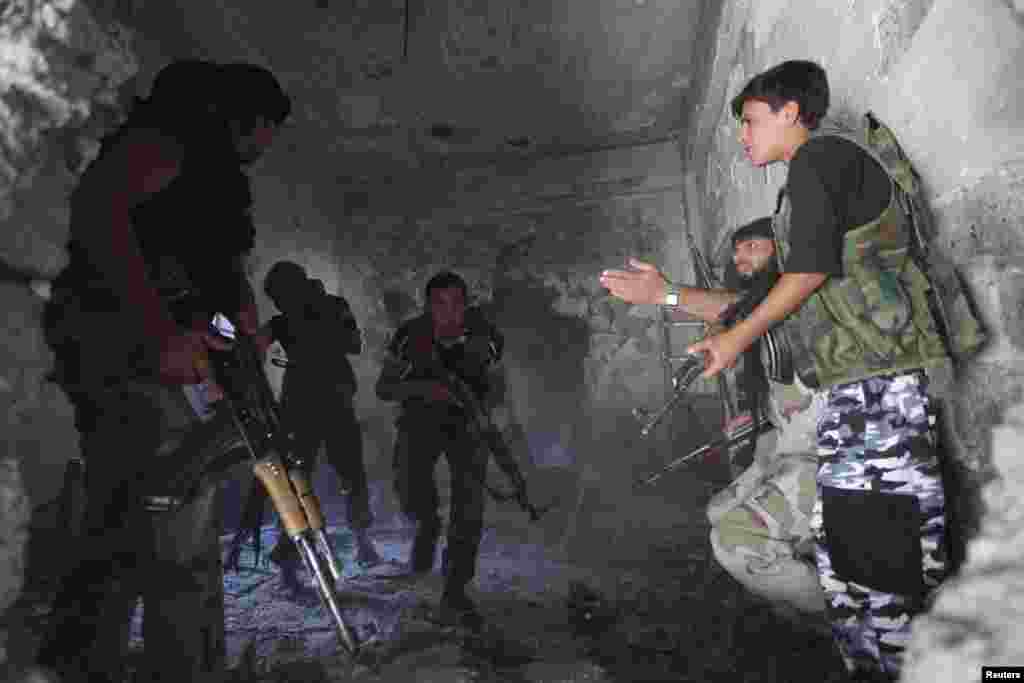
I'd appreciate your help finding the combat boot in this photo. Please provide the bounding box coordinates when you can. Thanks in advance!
[269,538,304,591]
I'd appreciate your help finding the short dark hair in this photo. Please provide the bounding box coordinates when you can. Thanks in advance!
[142,60,290,137]
[150,59,222,108]
[264,260,307,299]
[730,60,829,130]
[425,271,468,303]
[218,63,292,132]
[141,59,223,125]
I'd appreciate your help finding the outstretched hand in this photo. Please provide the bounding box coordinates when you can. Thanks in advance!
[599,258,668,305]
[687,329,745,380]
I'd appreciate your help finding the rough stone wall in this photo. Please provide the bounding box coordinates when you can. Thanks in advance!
[902,402,1024,680]
[0,0,137,500]
[0,0,139,671]
[684,0,1024,678]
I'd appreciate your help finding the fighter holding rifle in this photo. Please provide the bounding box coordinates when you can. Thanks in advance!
[600,216,827,619]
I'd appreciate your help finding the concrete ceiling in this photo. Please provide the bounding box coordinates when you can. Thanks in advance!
[124,0,711,178]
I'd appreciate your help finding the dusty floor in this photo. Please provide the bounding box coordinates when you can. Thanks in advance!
[12,513,850,683]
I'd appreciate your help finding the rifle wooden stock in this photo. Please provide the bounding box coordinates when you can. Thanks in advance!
[252,457,308,537]
[288,466,325,531]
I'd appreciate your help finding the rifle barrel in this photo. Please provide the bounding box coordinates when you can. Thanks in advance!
[634,417,773,488]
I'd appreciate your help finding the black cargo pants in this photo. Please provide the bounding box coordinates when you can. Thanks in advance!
[281,379,372,530]
[37,379,226,683]
[392,407,487,591]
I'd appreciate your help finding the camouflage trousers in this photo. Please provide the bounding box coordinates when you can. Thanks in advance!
[708,381,826,615]
[812,369,948,681]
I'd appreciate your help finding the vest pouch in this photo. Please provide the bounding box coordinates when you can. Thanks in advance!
[813,211,914,368]
[842,209,914,337]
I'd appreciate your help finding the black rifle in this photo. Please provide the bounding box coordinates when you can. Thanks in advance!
[635,352,707,438]
[432,362,556,522]
[634,415,774,488]
[199,328,361,658]
[682,174,739,424]
[224,355,291,572]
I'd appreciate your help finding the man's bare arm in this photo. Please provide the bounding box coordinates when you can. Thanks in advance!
[668,286,741,324]
[689,272,827,379]
[731,272,826,344]
[600,258,739,324]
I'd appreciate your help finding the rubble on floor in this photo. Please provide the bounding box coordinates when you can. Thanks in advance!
[11,518,849,682]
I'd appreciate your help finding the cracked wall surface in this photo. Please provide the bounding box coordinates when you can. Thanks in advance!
[0,0,138,669]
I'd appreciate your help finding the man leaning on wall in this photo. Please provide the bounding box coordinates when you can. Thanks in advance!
[687,60,967,682]
[600,216,826,625]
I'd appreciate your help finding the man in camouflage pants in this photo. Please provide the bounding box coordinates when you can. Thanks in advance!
[707,381,825,617]
[602,217,826,618]
[690,61,959,681]
[810,372,947,674]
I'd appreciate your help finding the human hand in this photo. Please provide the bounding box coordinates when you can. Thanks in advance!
[686,329,747,380]
[599,258,669,305]
[159,330,232,385]
[424,381,459,405]
[724,412,752,437]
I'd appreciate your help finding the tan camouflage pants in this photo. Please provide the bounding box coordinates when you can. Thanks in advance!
[708,381,826,615]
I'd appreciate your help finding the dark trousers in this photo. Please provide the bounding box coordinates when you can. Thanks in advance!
[37,381,226,683]
[281,384,372,530]
[392,410,487,591]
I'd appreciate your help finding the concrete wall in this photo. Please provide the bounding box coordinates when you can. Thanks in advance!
[684,0,1024,678]
[0,0,138,669]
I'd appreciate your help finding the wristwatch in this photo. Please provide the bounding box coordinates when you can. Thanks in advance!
[663,284,680,307]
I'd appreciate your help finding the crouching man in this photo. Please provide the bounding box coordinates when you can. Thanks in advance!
[600,217,825,619]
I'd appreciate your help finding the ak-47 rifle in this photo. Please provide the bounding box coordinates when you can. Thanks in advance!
[195,318,361,659]
[224,355,292,572]
[634,414,774,489]
[635,352,707,439]
[432,359,556,523]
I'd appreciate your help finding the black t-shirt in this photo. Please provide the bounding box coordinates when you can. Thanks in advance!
[783,136,891,276]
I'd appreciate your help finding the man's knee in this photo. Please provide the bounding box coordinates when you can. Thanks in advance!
[711,509,824,614]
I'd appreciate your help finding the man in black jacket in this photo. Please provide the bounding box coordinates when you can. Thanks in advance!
[375,271,504,628]
[37,60,289,682]
[258,261,381,588]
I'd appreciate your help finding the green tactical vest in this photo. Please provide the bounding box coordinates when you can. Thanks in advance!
[770,113,986,390]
